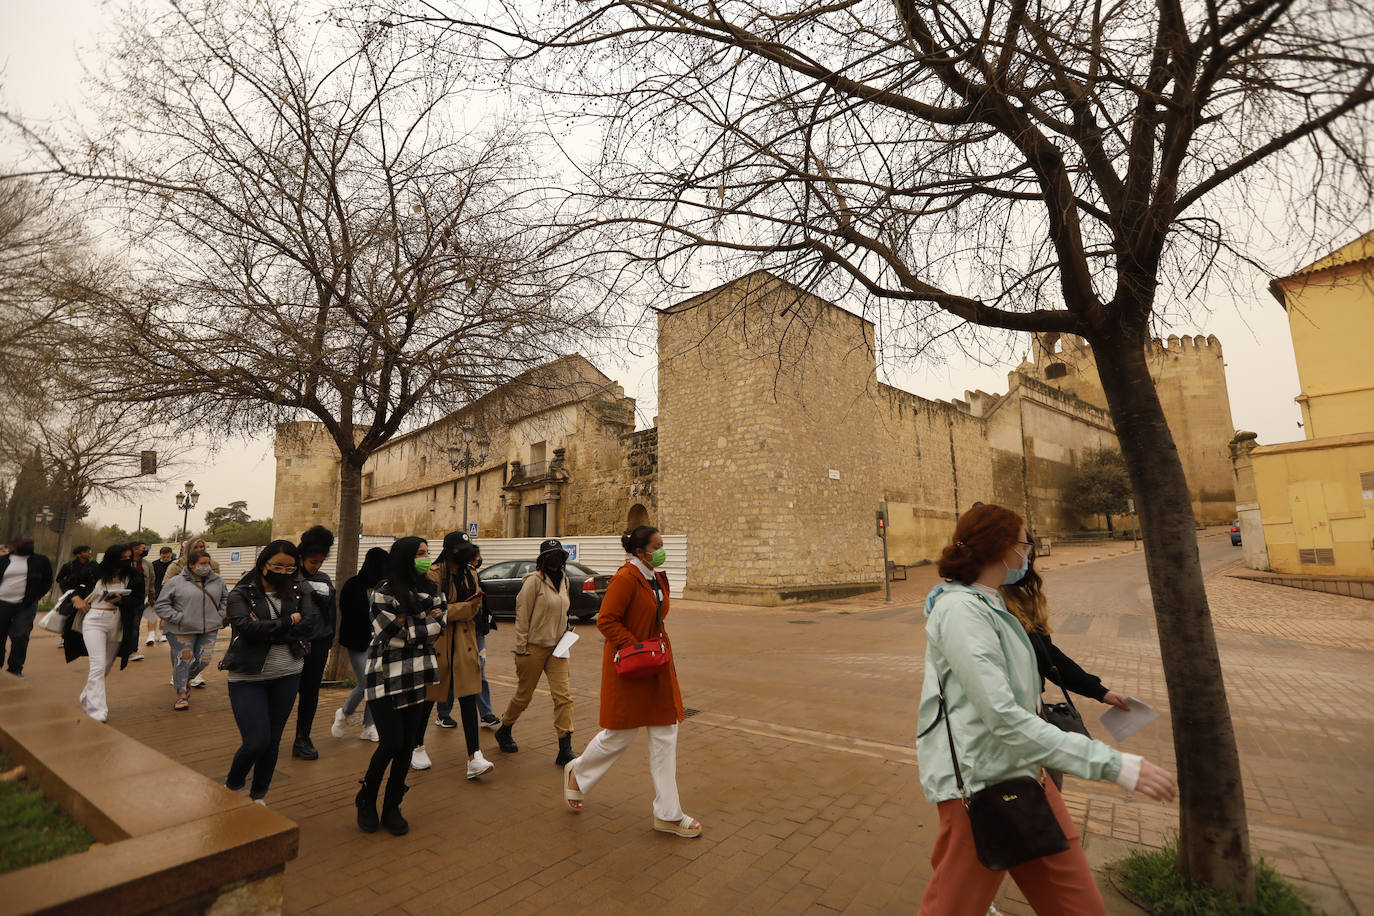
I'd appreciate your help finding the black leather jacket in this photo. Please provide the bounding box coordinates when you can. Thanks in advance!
[218,573,321,674]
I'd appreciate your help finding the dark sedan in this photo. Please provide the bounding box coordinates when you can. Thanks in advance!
[477,560,612,622]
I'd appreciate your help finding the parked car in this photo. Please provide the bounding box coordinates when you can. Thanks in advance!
[1230,521,1242,546]
[477,560,612,622]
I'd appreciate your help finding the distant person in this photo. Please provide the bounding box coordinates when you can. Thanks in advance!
[154,548,227,711]
[66,543,135,720]
[130,541,163,651]
[292,526,336,761]
[332,547,388,743]
[472,546,501,730]
[165,537,219,579]
[57,545,98,593]
[494,539,576,767]
[915,504,1176,914]
[355,537,444,836]
[219,541,318,806]
[151,546,174,596]
[0,535,54,678]
[563,527,697,837]
[415,531,493,779]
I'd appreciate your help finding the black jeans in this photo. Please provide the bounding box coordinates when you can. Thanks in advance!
[365,695,428,806]
[294,636,333,739]
[420,691,480,755]
[0,600,36,675]
[226,673,302,800]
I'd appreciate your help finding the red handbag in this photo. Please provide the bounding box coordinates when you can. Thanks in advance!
[613,575,670,680]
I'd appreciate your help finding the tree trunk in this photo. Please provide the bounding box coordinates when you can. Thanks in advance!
[1092,329,1256,900]
[324,456,366,682]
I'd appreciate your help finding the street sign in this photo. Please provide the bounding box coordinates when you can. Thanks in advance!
[566,544,579,562]
[468,523,478,538]
[230,551,241,563]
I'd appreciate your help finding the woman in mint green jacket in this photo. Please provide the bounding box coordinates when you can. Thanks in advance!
[915,504,1176,915]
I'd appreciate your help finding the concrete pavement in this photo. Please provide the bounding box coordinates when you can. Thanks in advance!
[8,529,1372,914]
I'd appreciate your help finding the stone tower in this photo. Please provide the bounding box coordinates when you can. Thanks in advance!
[657,272,885,604]
[272,421,342,542]
[1021,332,1237,524]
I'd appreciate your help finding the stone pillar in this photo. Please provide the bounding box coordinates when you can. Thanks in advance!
[544,484,562,538]
[503,490,523,538]
[1228,431,1270,571]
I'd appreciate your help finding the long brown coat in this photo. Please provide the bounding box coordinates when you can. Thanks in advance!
[597,562,684,729]
[425,561,482,701]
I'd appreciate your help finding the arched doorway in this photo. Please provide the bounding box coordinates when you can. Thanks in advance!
[627,504,650,530]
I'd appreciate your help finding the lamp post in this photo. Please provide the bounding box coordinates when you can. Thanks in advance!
[175,480,200,542]
[447,424,490,535]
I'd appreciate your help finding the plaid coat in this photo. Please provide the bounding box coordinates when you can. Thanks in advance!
[365,580,446,708]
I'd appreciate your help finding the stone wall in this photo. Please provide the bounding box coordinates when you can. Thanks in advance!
[658,273,884,603]
[1021,332,1238,525]
[271,422,343,541]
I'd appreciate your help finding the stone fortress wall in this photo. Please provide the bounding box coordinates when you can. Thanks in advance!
[272,273,1238,604]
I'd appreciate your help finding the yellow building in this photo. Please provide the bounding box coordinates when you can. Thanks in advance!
[1238,230,1374,578]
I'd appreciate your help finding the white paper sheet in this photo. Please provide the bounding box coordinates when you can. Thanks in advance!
[552,629,579,658]
[1098,696,1160,742]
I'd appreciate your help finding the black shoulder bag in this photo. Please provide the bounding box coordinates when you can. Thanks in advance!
[1028,631,1090,790]
[931,674,1069,871]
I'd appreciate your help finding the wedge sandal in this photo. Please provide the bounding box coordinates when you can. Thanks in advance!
[173,697,190,711]
[653,814,701,838]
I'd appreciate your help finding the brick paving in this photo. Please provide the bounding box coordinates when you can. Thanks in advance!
[10,529,1373,914]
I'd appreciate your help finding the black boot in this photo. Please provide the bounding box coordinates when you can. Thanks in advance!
[355,779,379,833]
[293,736,319,760]
[495,723,519,753]
[381,784,410,836]
[554,734,575,766]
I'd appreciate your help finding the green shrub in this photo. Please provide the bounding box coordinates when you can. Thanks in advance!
[1115,838,1322,915]
[0,751,95,875]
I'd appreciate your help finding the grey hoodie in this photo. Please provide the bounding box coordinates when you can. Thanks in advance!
[153,566,229,635]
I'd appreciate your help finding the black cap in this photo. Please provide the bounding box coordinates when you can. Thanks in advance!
[538,538,567,559]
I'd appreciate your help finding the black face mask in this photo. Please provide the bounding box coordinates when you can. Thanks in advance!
[264,571,293,588]
[543,556,565,571]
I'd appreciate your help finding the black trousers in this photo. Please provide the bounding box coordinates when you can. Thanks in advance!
[294,636,333,740]
[416,692,480,755]
[364,695,427,806]
[227,673,302,800]
[0,600,36,675]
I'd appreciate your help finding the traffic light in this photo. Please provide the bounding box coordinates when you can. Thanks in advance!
[876,508,887,539]
[140,450,157,475]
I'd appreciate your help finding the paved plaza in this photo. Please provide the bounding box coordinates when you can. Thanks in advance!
[14,530,1374,914]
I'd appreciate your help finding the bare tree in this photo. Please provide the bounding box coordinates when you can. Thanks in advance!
[0,401,182,565]
[7,0,608,580]
[412,0,1374,898]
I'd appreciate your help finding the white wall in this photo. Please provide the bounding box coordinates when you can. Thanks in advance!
[200,534,689,597]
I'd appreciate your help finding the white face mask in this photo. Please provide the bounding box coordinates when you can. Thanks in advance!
[194,565,213,577]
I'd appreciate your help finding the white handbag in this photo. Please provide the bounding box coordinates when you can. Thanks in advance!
[39,608,66,633]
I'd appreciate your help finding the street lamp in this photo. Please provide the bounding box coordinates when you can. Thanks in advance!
[175,480,200,542]
[447,424,490,534]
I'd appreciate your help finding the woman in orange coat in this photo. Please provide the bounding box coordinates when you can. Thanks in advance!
[562,525,700,838]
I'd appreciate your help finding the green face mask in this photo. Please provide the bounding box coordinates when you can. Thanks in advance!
[649,548,666,568]
[414,557,433,575]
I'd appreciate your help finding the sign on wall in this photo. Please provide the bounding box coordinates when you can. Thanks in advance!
[469,523,478,538]
[230,551,241,563]
[565,543,579,562]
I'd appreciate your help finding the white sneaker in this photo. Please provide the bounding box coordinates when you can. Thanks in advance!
[190,674,206,688]
[359,725,379,742]
[130,654,145,662]
[466,751,494,780]
[331,708,348,739]
[253,798,267,807]
[146,634,155,646]
[158,633,167,643]
[410,746,432,770]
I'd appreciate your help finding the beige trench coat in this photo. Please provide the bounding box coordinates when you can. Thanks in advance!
[425,561,483,701]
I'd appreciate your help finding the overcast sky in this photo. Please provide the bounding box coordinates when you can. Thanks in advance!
[3,0,1329,538]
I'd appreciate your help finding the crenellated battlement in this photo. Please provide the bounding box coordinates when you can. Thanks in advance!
[1147,333,1222,355]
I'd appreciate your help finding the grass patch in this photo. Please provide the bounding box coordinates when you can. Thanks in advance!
[325,676,358,689]
[0,750,95,875]
[1115,837,1322,915]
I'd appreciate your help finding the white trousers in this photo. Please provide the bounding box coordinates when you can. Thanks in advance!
[78,609,121,721]
[572,724,683,822]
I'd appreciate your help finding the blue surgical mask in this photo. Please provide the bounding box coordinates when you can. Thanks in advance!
[1002,550,1030,586]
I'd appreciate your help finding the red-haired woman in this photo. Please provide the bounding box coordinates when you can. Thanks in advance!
[915,504,1176,915]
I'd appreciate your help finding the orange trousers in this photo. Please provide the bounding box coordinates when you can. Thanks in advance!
[917,778,1106,915]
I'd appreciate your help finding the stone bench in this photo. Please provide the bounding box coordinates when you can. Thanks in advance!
[0,676,298,915]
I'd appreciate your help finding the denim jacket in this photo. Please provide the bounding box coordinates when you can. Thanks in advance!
[915,582,1122,803]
